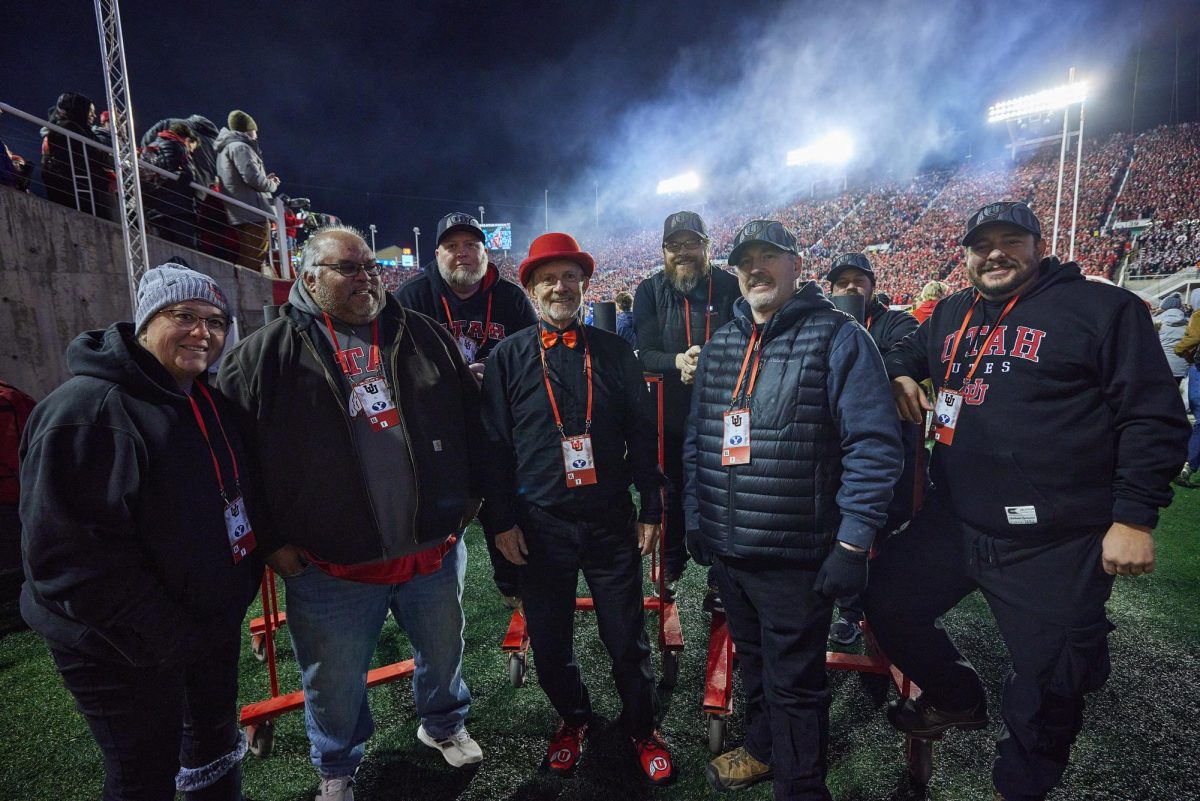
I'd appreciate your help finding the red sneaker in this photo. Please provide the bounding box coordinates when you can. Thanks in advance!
[633,730,675,786]
[545,720,587,775]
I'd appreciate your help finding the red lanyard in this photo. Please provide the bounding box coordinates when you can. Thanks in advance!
[865,314,873,331]
[683,275,714,347]
[538,326,593,437]
[730,325,763,407]
[941,293,1020,388]
[440,293,493,346]
[323,313,382,376]
[187,382,240,500]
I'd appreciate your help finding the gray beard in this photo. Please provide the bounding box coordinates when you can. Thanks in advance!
[668,269,702,296]
[538,298,581,323]
[441,263,487,289]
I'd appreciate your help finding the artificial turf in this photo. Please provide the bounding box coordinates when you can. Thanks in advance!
[1,488,1196,800]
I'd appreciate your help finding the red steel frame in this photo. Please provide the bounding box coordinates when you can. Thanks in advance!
[501,374,685,682]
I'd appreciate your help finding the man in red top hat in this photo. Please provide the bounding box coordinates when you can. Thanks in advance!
[480,232,675,785]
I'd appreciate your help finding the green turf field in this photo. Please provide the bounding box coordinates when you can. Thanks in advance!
[2,488,1196,800]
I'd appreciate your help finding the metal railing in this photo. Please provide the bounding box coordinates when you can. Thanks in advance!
[1,101,292,278]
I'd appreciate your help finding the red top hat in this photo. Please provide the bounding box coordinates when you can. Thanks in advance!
[518,232,595,286]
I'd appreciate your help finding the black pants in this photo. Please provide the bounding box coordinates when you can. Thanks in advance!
[484,529,520,596]
[49,619,244,801]
[863,492,1115,801]
[517,499,657,736]
[712,555,834,801]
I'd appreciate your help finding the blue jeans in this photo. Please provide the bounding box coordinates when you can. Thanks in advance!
[1187,366,1200,470]
[282,536,470,777]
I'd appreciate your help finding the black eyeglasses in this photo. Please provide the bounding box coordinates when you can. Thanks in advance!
[316,261,382,277]
[663,238,707,254]
[156,309,230,334]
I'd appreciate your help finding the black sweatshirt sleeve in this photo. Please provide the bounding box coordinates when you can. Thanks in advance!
[1097,298,1191,528]
[479,346,519,537]
[633,280,679,375]
[884,309,934,383]
[619,342,665,523]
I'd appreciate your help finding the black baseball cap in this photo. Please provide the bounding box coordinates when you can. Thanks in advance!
[727,220,798,267]
[662,210,708,243]
[436,212,485,246]
[826,252,876,285]
[960,201,1042,246]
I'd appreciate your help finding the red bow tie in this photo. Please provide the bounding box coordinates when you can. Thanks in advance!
[541,329,578,349]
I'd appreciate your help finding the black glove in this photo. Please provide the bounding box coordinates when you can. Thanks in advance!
[686,529,712,566]
[812,543,868,598]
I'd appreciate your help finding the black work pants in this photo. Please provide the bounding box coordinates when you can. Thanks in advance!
[712,554,834,801]
[48,619,244,801]
[517,499,657,736]
[863,492,1115,801]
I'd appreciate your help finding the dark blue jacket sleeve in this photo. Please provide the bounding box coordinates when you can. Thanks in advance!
[681,346,707,532]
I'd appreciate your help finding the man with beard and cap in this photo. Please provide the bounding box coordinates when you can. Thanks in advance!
[218,225,485,800]
[865,201,1189,801]
[633,211,741,609]
[684,220,902,799]
[480,232,675,785]
[824,252,920,646]
[395,211,536,609]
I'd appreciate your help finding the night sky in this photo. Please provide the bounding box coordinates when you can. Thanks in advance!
[4,0,1199,254]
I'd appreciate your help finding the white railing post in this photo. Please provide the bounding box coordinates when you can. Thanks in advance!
[274,196,291,279]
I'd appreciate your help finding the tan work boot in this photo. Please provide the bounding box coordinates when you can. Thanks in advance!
[706,746,772,791]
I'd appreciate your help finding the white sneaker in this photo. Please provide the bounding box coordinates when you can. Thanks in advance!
[315,775,354,801]
[417,723,484,767]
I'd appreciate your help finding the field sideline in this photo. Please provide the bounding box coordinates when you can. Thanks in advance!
[1,489,1196,800]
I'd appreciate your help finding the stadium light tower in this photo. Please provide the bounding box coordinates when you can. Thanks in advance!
[413,226,421,267]
[785,131,855,167]
[987,69,1089,259]
[368,223,377,252]
[656,171,701,195]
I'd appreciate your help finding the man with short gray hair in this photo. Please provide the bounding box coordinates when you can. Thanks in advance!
[218,225,485,799]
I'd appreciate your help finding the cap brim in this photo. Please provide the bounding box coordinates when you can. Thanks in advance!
[727,240,790,268]
[438,224,485,245]
[960,220,1040,246]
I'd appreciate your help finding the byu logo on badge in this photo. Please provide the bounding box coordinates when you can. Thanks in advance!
[572,459,587,469]
[729,434,743,445]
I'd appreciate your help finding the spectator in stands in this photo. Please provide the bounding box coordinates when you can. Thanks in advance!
[634,211,741,611]
[40,91,115,221]
[217,226,484,799]
[615,290,637,349]
[90,109,112,148]
[142,122,200,249]
[395,212,536,611]
[480,232,674,785]
[868,201,1189,801]
[685,220,902,797]
[1174,305,1200,487]
[20,263,257,800]
[824,252,919,647]
[1155,294,1190,382]
[0,117,32,191]
[215,110,280,276]
[911,280,948,324]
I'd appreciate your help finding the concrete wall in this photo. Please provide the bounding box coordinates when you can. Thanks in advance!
[0,188,276,399]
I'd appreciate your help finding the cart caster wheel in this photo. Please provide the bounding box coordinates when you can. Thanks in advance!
[906,735,934,786]
[508,653,526,688]
[251,634,267,662]
[660,650,679,689]
[246,721,274,759]
[706,715,727,754]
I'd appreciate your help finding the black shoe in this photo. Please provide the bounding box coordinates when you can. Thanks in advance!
[702,586,724,615]
[887,695,987,738]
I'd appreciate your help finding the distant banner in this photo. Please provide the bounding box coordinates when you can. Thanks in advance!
[481,223,512,251]
[1113,219,1151,230]
[864,242,891,252]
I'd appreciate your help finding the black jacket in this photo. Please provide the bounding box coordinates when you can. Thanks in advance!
[20,324,260,666]
[864,297,918,355]
[142,131,196,220]
[633,268,742,438]
[684,284,903,562]
[141,115,219,188]
[885,258,1189,535]
[394,260,536,362]
[480,322,664,536]
[216,294,484,564]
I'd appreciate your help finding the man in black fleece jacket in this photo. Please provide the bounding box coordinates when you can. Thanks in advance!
[864,202,1189,801]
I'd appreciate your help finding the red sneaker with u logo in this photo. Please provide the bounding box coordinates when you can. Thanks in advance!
[633,730,675,786]
[544,720,587,775]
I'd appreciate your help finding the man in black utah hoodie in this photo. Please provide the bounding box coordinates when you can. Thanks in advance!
[863,201,1189,801]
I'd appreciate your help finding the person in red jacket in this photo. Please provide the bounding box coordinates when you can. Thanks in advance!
[910,279,948,324]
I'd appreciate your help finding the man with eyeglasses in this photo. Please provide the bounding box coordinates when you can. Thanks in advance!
[218,224,486,800]
[396,211,536,610]
[632,211,740,610]
[480,232,675,785]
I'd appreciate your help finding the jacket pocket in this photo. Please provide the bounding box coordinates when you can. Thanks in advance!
[945,446,1056,534]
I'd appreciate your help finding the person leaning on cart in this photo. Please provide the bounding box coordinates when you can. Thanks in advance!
[480,232,675,786]
[19,263,261,800]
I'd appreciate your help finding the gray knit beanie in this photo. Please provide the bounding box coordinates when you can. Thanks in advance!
[135,263,231,333]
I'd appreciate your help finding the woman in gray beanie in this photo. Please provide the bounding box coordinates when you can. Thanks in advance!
[19,263,260,799]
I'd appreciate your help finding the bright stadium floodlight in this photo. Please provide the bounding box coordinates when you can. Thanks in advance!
[986,81,1088,123]
[656,171,701,195]
[786,131,854,167]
